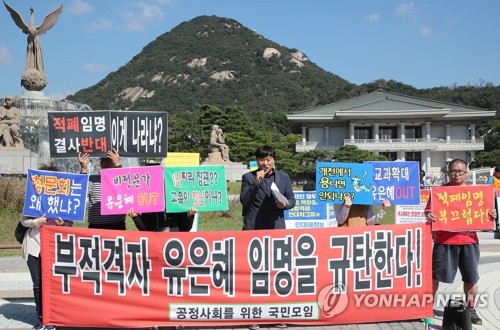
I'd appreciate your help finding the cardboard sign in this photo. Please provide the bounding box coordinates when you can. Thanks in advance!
[100,166,165,215]
[431,185,495,231]
[285,191,337,228]
[365,161,420,205]
[396,190,431,224]
[164,166,228,212]
[48,111,111,157]
[249,160,258,172]
[164,152,200,167]
[48,111,168,157]
[111,111,168,157]
[23,169,89,221]
[316,162,374,205]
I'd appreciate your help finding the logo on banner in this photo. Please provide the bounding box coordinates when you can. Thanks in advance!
[318,283,348,318]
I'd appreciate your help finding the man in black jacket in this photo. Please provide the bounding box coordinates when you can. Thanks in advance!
[240,145,296,230]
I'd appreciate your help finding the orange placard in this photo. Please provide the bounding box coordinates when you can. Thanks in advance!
[431,185,495,231]
[41,224,432,328]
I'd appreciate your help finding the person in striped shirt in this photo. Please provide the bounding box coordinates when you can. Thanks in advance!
[78,149,127,230]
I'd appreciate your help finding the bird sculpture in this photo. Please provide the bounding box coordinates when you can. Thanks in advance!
[3,1,63,91]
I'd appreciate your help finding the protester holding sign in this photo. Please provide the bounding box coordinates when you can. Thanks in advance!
[425,159,497,325]
[21,164,73,330]
[241,145,296,231]
[334,195,391,227]
[79,149,127,230]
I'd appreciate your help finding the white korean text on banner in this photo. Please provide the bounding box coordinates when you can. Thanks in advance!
[41,223,432,328]
[285,191,337,228]
[316,162,374,205]
[23,169,89,221]
[48,111,168,157]
[164,165,228,212]
[365,161,420,205]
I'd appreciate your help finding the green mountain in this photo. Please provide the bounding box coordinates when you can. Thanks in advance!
[66,15,499,167]
[67,15,355,114]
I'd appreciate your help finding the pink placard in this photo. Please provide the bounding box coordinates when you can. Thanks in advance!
[101,165,165,215]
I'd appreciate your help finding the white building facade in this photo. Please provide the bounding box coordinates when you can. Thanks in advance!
[287,91,495,179]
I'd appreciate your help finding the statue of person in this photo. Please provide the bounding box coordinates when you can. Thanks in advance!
[209,124,230,162]
[216,128,230,161]
[3,2,63,91]
[0,95,23,148]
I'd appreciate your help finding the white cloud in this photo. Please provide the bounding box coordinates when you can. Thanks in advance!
[155,0,174,4]
[0,46,13,66]
[421,26,432,37]
[123,2,164,31]
[83,63,110,72]
[366,13,381,22]
[68,0,93,15]
[85,18,116,31]
[396,2,415,15]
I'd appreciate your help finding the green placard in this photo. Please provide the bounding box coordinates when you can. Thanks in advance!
[164,166,228,212]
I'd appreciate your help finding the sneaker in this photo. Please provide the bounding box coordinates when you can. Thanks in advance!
[470,308,482,325]
[275,324,287,329]
[32,323,43,330]
[248,325,260,330]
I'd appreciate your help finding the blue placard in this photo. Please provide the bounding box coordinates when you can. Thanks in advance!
[23,169,89,221]
[285,191,337,228]
[285,191,327,220]
[315,162,374,205]
[365,161,420,205]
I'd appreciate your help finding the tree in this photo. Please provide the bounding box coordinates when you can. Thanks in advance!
[470,150,500,168]
[332,145,387,163]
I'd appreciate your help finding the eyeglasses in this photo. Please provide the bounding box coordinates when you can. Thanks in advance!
[448,170,467,176]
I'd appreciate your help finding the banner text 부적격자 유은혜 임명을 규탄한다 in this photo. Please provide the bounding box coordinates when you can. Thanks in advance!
[40,222,433,327]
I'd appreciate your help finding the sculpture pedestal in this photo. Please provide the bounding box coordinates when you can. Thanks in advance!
[202,152,248,182]
[0,148,40,175]
[20,90,49,100]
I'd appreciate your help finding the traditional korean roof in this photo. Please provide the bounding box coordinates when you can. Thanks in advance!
[287,90,494,126]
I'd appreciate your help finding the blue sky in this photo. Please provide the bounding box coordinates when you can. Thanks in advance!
[1,0,499,101]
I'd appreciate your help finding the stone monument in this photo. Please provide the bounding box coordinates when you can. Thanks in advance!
[3,1,63,94]
[203,124,248,181]
[0,95,40,174]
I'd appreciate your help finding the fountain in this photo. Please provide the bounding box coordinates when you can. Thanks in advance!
[0,95,138,175]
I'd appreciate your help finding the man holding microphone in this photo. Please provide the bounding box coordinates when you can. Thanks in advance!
[240,145,296,230]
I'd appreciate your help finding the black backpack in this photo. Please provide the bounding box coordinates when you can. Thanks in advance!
[14,221,28,244]
[442,299,472,330]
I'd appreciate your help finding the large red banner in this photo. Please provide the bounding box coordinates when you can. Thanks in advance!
[41,224,432,328]
[431,185,495,231]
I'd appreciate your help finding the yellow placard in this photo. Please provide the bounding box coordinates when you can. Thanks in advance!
[164,152,200,167]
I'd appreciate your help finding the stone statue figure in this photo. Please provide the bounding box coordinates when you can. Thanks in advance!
[3,1,63,91]
[210,124,230,162]
[0,95,24,148]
